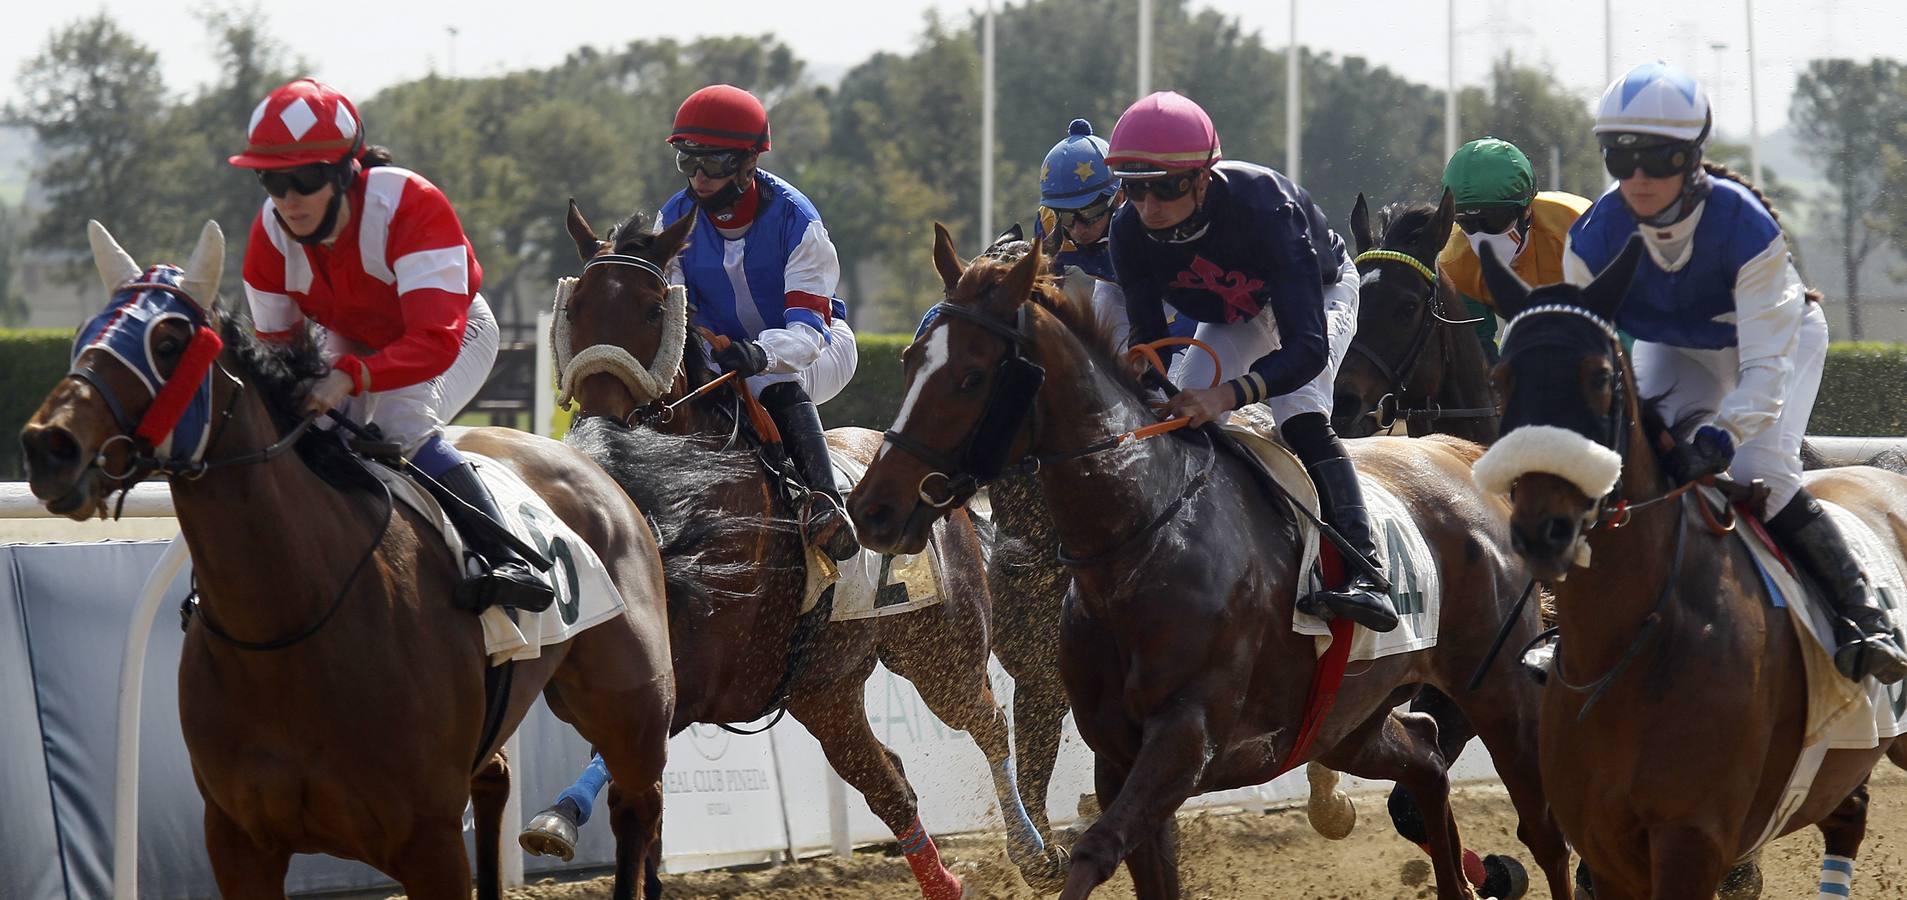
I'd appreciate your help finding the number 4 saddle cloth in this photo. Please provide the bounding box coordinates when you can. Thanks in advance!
[1220,405,1441,662]
[366,449,627,665]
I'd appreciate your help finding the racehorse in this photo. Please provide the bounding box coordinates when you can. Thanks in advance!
[520,203,1046,899]
[18,221,675,898]
[1474,237,1902,899]
[1334,192,1498,445]
[846,224,1571,899]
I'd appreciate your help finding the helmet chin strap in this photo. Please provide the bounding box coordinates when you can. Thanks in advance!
[693,169,755,215]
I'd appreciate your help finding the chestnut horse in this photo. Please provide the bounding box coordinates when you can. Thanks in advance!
[848,225,1570,899]
[1474,238,1900,899]
[18,222,674,898]
[517,204,1043,899]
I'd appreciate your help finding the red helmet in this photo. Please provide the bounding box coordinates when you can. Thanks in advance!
[228,78,364,170]
[669,85,771,153]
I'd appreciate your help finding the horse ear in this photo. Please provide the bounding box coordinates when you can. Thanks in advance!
[1477,241,1532,320]
[995,236,1043,311]
[1349,194,1373,254]
[567,199,603,262]
[993,223,1024,248]
[87,220,141,294]
[1427,188,1456,255]
[932,222,965,292]
[651,212,695,265]
[1581,235,1643,322]
[181,220,224,304]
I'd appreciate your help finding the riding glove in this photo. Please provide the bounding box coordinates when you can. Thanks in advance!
[1669,424,1735,483]
[714,339,770,378]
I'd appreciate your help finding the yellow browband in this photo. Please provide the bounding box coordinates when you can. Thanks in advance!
[1353,249,1436,284]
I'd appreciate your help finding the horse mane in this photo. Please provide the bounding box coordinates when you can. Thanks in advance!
[217,310,372,488]
[608,209,662,255]
[963,250,1150,402]
[1376,201,1441,252]
[564,416,799,610]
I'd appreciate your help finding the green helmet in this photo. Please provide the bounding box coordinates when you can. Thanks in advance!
[1442,138,1534,209]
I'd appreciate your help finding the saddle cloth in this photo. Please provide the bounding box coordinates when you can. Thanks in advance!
[821,451,945,621]
[1725,486,1907,854]
[1220,406,1442,662]
[367,452,627,665]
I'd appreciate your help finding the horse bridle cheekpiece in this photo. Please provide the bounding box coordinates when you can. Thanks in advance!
[882,302,1046,509]
[550,252,689,410]
[68,265,226,476]
[1346,249,1489,428]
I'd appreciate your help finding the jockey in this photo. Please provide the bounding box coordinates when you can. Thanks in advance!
[1435,137,1591,362]
[660,84,860,561]
[1565,61,1907,683]
[229,78,553,613]
[1105,91,1397,633]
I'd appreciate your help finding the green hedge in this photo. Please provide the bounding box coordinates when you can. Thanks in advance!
[822,333,911,429]
[1,330,74,479]
[1814,343,1907,437]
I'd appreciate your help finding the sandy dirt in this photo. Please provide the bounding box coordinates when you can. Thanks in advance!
[449,767,1907,900]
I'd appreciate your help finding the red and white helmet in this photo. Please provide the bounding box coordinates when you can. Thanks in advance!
[1105,91,1221,177]
[228,78,364,170]
[669,85,772,153]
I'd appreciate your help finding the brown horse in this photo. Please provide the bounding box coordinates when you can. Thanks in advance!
[514,203,1044,898]
[17,222,675,898]
[1475,238,1901,899]
[847,225,1571,899]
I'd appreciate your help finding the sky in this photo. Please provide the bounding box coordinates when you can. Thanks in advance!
[2,0,1902,145]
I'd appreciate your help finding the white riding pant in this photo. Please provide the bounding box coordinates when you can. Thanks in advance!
[1633,300,1828,511]
[1168,253,1362,425]
[315,294,500,454]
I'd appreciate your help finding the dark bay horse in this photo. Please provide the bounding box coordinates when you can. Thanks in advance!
[1475,238,1901,899]
[1334,192,1499,445]
[519,203,1039,899]
[18,222,675,898]
[847,224,1571,899]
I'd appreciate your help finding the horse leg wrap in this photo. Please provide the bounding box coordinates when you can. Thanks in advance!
[1819,854,1854,899]
[990,756,1047,856]
[1416,843,1487,889]
[555,753,611,825]
[897,816,964,900]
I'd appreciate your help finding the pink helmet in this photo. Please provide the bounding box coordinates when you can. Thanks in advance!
[1105,91,1221,176]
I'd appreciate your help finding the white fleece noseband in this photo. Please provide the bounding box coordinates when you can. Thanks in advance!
[1474,424,1623,499]
[550,268,688,410]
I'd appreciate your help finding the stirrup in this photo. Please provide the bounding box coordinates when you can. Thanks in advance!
[1298,583,1400,633]
[456,562,555,613]
[805,492,860,561]
[1834,634,1907,685]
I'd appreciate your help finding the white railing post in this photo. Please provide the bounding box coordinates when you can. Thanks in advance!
[112,533,190,900]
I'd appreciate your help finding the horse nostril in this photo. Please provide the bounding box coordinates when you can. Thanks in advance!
[21,425,80,473]
[1511,529,1530,557]
[1543,516,1575,550]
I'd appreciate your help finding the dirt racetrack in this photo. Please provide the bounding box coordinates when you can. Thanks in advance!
[422,766,1907,899]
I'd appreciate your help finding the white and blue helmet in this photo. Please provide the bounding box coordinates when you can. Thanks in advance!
[1595,61,1711,145]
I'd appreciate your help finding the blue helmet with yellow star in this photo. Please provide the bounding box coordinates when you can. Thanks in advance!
[1039,118,1116,210]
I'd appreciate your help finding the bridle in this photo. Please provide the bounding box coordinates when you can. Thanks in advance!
[1345,249,1493,430]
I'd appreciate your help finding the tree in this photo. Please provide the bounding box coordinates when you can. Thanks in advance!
[8,15,167,269]
[1456,54,1606,201]
[0,202,26,325]
[1791,58,1907,340]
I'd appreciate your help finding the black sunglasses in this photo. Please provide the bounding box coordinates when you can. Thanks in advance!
[1455,206,1523,235]
[1120,174,1196,202]
[675,148,747,179]
[1054,196,1114,229]
[257,163,336,198]
[1602,143,1693,180]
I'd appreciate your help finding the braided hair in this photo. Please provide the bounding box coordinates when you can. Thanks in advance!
[1701,161,1824,303]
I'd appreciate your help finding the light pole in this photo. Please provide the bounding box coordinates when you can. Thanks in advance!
[1286,0,1301,181]
[1138,0,1152,99]
[1745,0,1763,184]
[446,26,459,78]
[1444,0,1457,162]
[981,0,995,246]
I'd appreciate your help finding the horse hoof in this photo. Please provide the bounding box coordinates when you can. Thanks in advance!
[1305,763,1356,839]
[518,806,580,862]
[1478,854,1529,900]
[1717,860,1762,900]
[1012,845,1070,893]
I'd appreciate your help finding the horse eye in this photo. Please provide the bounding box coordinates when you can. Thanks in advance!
[154,336,183,357]
[646,304,665,324]
[958,370,986,392]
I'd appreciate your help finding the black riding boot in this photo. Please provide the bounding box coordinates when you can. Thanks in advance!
[1300,455,1401,632]
[1767,489,1907,684]
[436,462,556,613]
[760,382,859,561]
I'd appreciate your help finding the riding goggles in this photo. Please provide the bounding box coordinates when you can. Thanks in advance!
[1455,205,1524,235]
[1117,173,1196,202]
[1053,196,1114,229]
[1601,141,1695,180]
[257,163,338,198]
[674,148,748,179]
